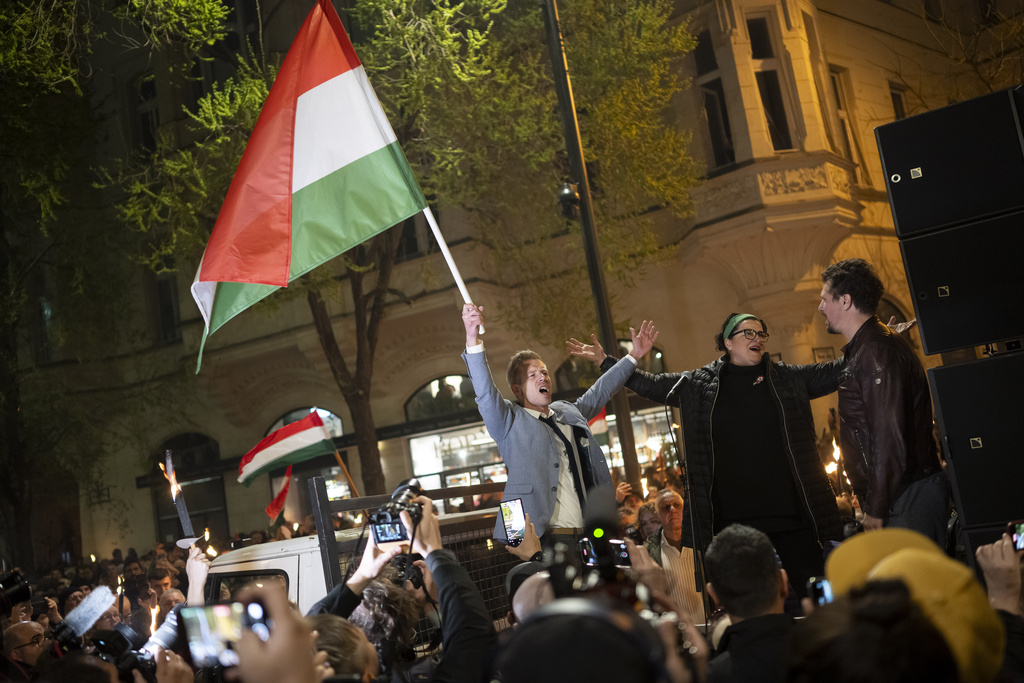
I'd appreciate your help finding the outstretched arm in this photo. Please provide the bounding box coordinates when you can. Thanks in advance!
[574,322,659,419]
[629,320,659,360]
[566,334,605,364]
[567,321,659,363]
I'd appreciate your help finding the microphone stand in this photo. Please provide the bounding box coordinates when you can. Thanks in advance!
[663,385,711,632]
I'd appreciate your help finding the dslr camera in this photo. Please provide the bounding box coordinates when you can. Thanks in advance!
[370,478,424,550]
[0,571,30,617]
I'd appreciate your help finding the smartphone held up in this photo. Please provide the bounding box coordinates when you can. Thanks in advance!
[501,498,526,546]
[180,601,272,668]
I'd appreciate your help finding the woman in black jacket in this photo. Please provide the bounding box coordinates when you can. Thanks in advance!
[570,312,843,597]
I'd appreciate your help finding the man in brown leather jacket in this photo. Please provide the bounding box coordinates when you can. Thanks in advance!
[818,259,950,546]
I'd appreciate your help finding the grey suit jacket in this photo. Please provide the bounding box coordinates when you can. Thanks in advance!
[461,348,637,538]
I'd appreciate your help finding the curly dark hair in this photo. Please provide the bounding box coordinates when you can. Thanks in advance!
[347,570,419,674]
[705,524,780,619]
[821,258,885,315]
[714,312,768,355]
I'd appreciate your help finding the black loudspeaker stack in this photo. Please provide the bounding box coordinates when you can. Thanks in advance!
[876,87,1024,569]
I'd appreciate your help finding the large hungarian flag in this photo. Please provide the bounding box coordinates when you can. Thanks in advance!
[191,0,426,368]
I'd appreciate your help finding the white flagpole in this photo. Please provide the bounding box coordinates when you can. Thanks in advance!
[422,207,484,332]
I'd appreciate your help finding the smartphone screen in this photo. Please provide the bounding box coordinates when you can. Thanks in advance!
[500,498,526,546]
[806,577,834,606]
[1007,521,1024,551]
[180,602,271,667]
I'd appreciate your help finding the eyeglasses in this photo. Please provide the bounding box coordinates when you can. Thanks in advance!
[11,634,46,650]
[729,329,769,341]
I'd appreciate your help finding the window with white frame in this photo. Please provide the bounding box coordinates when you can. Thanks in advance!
[693,29,736,169]
[747,14,794,151]
[828,66,869,185]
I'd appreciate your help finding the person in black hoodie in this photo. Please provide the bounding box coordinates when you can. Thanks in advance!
[569,312,843,597]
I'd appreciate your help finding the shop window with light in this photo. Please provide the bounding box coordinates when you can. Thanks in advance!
[555,343,666,393]
[152,434,228,546]
[404,375,476,422]
[747,15,794,151]
[408,424,507,513]
[693,29,736,169]
[601,407,677,484]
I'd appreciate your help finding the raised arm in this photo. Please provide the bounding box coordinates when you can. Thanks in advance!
[461,303,515,440]
[574,321,660,419]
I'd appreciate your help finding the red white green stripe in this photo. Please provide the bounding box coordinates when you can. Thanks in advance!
[238,411,336,486]
[191,0,426,369]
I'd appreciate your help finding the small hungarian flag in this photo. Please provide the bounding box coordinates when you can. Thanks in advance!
[191,0,426,369]
[238,411,336,486]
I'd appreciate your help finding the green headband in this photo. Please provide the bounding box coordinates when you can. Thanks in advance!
[723,313,758,339]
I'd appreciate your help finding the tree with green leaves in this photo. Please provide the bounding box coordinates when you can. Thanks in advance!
[0,0,229,572]
[105,0,699,495]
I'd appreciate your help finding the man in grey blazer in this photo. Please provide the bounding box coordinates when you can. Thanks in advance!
[461,303,658,540]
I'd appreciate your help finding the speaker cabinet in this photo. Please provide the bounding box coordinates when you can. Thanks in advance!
[876,87,1024,238]
[928,351,1024,529]
[899,211,1024,354]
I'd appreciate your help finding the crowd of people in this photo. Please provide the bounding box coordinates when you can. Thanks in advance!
[3,493,1023,683]
[2,257,1020,682]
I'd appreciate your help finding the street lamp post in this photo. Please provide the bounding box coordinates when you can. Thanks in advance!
[541,0,641,490]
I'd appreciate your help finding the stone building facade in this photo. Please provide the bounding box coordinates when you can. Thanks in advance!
[60,0,1003,558]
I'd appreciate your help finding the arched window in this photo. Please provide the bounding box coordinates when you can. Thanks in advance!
[555,343,666,393]
[267,407,343,438]
[404,375,476,422]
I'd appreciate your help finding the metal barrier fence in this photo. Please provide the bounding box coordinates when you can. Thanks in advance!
[319,479,522,635]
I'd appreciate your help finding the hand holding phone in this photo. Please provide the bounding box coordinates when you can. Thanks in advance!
[806,577,833,606]
[1006,520,1024,551]
[230,587,320,683]
[500,499,526,547]
[180,601,272,667]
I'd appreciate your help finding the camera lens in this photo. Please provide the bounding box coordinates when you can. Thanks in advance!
[0,572,31,616]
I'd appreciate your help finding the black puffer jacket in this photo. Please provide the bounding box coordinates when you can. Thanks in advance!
[602,354,844,549]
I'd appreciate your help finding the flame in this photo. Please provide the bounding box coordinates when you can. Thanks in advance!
[90,554,96,563]
[831,438,841,462]
[207,546,218,558]
[292,523,299,532]
[117,576,123,595]
[159,462,182,500]
[150,605,160,634]
[204,527,210,542]
[641,478,649,499]
[825,462,838,474]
